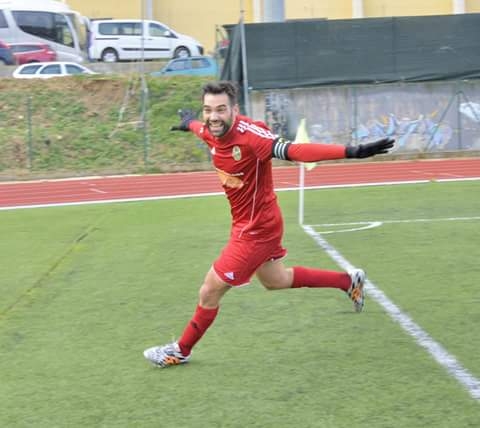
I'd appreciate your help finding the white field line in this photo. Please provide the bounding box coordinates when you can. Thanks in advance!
[311,216,480,234]
[302,224,480,401]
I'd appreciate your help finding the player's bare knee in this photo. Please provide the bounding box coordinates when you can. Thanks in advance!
[257,269,293,290]
[260,280,276,291]
[198,274,230,308]
[198,283,218,307]
[259,277,289,290]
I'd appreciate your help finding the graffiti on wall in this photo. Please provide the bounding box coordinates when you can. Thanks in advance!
[264,92,291,138]
[264,91,480,152]
[352,112,453,152]
[459,102,480,123]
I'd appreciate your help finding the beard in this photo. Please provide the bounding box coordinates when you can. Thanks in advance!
[206,119,232,137]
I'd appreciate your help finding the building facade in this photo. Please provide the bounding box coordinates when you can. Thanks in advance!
[66,0,480,54]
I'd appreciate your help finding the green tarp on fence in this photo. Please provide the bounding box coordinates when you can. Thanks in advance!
[222,14,480,90]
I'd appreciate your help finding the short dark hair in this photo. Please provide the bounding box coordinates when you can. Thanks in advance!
[202,81,238,106]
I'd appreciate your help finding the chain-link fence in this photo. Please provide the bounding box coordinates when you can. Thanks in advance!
[1,76,480,179]
[0,75,212,179]
[255,79,480,154]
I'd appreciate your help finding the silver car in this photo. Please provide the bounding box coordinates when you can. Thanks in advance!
[12,61,97,79]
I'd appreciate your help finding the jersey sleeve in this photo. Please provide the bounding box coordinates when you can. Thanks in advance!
[287,142,346,161]
[188,120,206,139]
[247,120,276,162]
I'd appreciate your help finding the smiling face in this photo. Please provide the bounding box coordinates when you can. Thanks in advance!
[202,92,239,137]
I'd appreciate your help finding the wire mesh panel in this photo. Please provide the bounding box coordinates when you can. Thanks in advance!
[258,80,480,154]
[0,76,211,179]
[1,77,480,180]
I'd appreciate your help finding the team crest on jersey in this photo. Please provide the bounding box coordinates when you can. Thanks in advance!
[232,146,242,161]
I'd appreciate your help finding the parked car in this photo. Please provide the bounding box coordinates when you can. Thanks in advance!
[150,56,218,77]
[89,19,204,62]
[9,43,57,65]
[0,1,85,63]
[12,61,97,78]
[0,39,15,65]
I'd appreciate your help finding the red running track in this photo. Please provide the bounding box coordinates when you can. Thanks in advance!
[1,158,479,209]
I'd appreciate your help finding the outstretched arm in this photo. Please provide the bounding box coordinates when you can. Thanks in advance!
[170,109,197,131]
[344,138,395,158]
[272,137,395,162]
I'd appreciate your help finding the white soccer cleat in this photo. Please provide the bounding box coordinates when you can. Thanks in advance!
[347,268,366,313]
[143,341,191,368]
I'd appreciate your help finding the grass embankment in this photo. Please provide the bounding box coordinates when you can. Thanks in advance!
[0,75,213,179]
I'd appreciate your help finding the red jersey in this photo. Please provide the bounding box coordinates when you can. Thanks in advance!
[189,115,282,241]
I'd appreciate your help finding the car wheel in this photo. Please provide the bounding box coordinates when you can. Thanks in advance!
[173,47,190,58]
[0,58,7,65]
[101,48,119,62]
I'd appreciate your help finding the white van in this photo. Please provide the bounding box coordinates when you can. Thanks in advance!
[89,19,204,62]
[0,0,87,63]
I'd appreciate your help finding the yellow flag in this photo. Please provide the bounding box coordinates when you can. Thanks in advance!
[294,118,316,171]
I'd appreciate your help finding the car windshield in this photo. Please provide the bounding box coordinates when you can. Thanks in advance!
[149,22,170,37]
[67,12,88,51]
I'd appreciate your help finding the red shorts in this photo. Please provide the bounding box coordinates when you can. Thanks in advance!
[213,236,287,286]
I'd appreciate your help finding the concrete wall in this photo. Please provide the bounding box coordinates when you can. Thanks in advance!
[364,0,452,17]
[466,0,480,12]
[250,81,480,154]
[286,0,353,19]
[67,0,140,20]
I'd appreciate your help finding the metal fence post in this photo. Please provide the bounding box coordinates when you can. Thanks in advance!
[352,86,358,145]
[27,96,33,170]
[141,75,149,168]
[457,86,462,150]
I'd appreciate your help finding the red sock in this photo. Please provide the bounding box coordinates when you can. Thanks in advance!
[292,266,350,291]
[178,305,219,356]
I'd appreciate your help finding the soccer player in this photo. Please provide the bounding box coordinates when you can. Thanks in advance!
[144,81,394,368]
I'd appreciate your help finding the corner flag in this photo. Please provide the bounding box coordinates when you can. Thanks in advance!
[294,118,316,171]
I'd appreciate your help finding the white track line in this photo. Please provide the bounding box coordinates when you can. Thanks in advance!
[89,188,108,194]
[0,192,225,211]
[302,224,480,401]
[1,176,479,212]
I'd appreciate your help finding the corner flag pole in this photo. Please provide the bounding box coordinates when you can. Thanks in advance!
[294,118,313,225]
[298,162,305,225]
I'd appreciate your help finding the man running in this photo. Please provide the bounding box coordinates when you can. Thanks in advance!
[144,81,394,368]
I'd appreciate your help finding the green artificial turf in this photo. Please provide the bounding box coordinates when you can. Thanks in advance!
[1,181,479,427]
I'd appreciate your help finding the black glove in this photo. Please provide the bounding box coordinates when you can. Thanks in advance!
[170,109,197,131]
[345,137,395,158]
